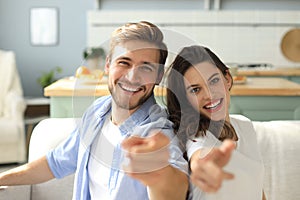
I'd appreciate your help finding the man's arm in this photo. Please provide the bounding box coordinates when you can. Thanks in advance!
[0,156,55,186]
[262,190,267,200]
[122,132,189,200]
[129,165,188,200]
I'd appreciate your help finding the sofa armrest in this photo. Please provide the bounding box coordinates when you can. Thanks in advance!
[3,91,26,121]
[28,118,79,200]
[29,118,79,161]
[253,120,300,200]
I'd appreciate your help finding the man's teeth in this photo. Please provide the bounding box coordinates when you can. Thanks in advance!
[121,84,140,92]
[205,100,221,109]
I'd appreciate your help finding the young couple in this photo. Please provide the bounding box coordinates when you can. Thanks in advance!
[0,21,265,200]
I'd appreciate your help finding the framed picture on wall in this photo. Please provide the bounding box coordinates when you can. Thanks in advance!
[30,7,59,46]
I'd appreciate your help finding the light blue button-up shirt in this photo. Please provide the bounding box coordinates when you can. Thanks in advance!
[47,95,188,200]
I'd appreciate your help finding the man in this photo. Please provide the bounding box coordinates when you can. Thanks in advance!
[0,21,189,200]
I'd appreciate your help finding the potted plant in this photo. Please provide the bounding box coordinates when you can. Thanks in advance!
[37,66,62,88]
[83,46,106,71]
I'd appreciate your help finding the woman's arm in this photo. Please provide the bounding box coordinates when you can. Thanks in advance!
[190,140,235,193]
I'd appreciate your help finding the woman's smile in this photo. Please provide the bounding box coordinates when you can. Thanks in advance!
[203,98,223,113]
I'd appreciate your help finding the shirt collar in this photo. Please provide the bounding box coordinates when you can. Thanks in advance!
[118,94,156,136]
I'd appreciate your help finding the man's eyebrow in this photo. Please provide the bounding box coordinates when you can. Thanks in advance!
[116,56,158,69]
[117,56,132,61]
[142,61,157,68]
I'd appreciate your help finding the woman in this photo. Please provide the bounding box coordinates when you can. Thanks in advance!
[166,45,265,200]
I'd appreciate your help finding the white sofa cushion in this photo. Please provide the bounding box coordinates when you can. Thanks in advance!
[28,118,79,161]
[0,50,26,164]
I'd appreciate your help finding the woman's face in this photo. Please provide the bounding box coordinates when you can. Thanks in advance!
[183,61,232,121]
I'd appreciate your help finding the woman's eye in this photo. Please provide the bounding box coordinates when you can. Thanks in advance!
[190,87,200,94]
[210,77,220,85]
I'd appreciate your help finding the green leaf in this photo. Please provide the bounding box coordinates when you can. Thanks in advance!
[37,66,63,88]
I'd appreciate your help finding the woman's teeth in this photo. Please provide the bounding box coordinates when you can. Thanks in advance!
[204,99,221,109]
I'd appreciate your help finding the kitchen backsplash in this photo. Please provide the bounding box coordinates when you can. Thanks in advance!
[87,10,300,67]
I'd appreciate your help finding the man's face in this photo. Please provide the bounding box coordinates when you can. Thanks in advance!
[105,40,161,114]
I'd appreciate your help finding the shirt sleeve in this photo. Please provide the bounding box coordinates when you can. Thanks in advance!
[46,127,80,179]
[168,132,189,175]
[186,131,221,161]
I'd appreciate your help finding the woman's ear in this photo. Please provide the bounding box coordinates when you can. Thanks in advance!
[224,70,233,90]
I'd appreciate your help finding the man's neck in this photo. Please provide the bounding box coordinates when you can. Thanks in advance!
[110,103,138,126]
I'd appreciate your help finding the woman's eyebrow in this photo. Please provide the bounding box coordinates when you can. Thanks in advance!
[186,84,200,90]
[208,73,219,81]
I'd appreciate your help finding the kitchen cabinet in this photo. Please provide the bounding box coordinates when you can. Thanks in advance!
[290,76,300,84]
[237,67,300,84]
[44,77,300,121]
[229,78,300,121]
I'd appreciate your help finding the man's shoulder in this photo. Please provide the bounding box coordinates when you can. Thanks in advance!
[93,95,112,106]
[82,96,112,120]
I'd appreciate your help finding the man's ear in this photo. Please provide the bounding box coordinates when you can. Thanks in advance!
[104,56,110,75]
[224,70,233,90]
[155,70,164,85]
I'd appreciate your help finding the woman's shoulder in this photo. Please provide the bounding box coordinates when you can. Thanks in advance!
[230,114,252,123]
[230,114,255,134]
[230,114,255,130]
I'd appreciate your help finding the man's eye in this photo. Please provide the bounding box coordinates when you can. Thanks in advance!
[140,65,154,72]
[118,61,129,66]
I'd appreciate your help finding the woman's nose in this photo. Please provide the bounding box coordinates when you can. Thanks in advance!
[203,86,213,99]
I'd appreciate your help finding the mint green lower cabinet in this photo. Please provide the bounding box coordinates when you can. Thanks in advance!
[50,96,98,118]
[230,96,300,121]
[290,76,300,84]
[50,95,165,118]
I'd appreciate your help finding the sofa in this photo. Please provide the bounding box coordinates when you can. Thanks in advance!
[0,50,26,164]
[0,117,299,200]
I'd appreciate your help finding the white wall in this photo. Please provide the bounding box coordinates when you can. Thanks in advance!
[1,0,299,97]
[88,10,300,68]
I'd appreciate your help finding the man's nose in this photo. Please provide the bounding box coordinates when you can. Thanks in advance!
[125,67,141,82]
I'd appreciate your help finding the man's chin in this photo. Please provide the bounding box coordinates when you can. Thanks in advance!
[114,98,144,111]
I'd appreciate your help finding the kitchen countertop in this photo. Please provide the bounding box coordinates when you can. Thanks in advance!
[231,77,300,96]
[44,77,300,97]
[44,76,166,97]
[237,67,300,76]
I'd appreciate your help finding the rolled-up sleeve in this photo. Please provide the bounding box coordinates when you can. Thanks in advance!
[46,128,80,179]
